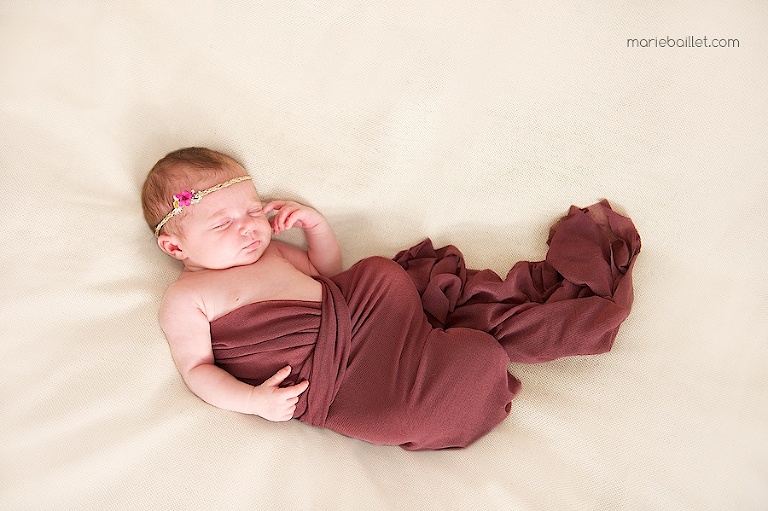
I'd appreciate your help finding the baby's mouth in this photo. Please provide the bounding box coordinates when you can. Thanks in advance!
[244,239,261,251]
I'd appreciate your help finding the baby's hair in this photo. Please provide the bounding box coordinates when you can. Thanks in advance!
[141,147,248,237]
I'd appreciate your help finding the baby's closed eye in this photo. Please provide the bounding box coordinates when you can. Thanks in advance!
[213,219,232,230]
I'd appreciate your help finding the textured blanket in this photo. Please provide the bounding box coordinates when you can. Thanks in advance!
[211,200,641,449]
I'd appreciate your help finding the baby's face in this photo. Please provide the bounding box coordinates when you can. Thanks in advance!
[172,180,272,271]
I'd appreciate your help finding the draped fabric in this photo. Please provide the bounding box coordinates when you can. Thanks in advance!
[211,201,640,449]
[394,199,641,363]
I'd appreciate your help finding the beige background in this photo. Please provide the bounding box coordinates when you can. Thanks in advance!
[1,1,766,509]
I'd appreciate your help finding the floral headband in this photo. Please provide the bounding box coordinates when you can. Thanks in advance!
[154,175,252,237]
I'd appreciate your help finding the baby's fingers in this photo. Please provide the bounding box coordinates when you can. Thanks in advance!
[275,392,303,421]
[272,206,300,233]
[282,379,309,398]
[272,209,289,232]
[280,208,304,231]
[273,408,295,422]
[262,200,286,214]
[264,365,292,387]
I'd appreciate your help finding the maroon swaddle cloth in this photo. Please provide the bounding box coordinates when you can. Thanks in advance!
[211,200,641,449]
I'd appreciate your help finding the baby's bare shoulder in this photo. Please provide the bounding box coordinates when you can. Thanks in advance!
[159,277,207,325]
[162,274,201,304]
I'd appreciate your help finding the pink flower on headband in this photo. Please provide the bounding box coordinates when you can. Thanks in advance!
[174,190,194,207]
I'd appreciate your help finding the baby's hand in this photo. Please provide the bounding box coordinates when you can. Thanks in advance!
[251,365,309,422]
[263,200,325,235]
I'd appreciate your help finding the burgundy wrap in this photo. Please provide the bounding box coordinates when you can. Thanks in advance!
[210,201,641,450]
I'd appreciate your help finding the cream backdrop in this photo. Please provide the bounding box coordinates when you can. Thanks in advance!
[1,1,766,510]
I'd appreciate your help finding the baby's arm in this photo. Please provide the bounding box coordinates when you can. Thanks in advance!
[264,200,342,277]
[159,287,308,421]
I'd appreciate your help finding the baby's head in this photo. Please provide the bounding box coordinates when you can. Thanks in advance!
[142,148,270,271]
[142,147,248,238]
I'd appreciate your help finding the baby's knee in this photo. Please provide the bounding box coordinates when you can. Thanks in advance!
[358,256,412,288]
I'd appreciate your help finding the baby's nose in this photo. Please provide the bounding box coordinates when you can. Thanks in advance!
[240,216,258,235]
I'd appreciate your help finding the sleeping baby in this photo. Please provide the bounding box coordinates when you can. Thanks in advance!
[141,147,640,450]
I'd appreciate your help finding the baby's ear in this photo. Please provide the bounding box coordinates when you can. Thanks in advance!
[157,235,187,261]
